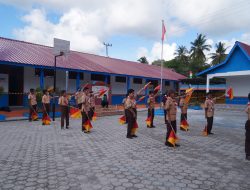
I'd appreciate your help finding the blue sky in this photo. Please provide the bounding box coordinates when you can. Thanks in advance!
[0,0,250,63]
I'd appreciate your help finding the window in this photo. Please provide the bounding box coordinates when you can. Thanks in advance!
[91,74,110,84]
[133,78,142,84]
[35,68,54,77]
[69,72,84,80]
[115,76,126,83]
[165,81,170,86]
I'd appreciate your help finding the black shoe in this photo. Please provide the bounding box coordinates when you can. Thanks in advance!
[175,144,180,147]
[83,130,88,133]
[246,155,250,161]
[147,125,151,128]
[209,132,214,135]
[126,136,133,139]
[151,126,156,128]
[165,142,174,147]
[61,127,64,130]
[66,126,69,129]
[42,123,45,125]
[132,135,138,138]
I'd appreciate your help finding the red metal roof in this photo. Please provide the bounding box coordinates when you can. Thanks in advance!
[238,41,250,58]
[0,37,186,81]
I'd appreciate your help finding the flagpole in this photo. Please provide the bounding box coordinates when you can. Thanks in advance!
[160,20,164,95]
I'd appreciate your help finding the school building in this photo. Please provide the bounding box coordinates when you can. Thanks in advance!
[0,37,186,108]
[197,41,250,104]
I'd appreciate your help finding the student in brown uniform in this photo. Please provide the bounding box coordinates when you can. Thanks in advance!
[179,94,188,129]
[245,93,250,161]
[147,91,156,128]
[81,87,90,133]
[75,88,83,109]
[162,92,168,124]
[58,90,69,129]
[204,92,217,135]
[28,88,38,121]
[165,90,179,147]
[88,91,95,120]
[124,88,145,139]
[42,89,51,120]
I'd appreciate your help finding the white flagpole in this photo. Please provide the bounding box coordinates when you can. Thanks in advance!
[160,20,164,96]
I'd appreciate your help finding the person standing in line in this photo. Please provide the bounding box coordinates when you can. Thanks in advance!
[75,88,83,109]
[147,91,157,128]
[204,92,217,135]
[179,94,189,130]
[245,93,250,161]
[58,90,69,129]
[42,89,51,125]
[165,90,179,147]
[81,87,90,133]
[162,92,168,124]
[28,88,38,121]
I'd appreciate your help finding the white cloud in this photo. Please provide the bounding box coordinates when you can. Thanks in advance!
[137,42,177,64]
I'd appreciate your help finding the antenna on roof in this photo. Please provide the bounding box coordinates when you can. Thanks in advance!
[103,42,112,57]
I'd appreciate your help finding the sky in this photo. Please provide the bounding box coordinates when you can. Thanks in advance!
[0,0,250,64]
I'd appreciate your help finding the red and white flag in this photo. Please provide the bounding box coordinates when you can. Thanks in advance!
[161,21,166,41]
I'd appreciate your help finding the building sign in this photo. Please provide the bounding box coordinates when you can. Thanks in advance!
[0,74,8,92]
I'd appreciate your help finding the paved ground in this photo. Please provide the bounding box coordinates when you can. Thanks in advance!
[0,109,249,190]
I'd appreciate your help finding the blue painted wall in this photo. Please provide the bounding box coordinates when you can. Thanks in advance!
[0,94,8,107]
[226,97,248,105]
[208,46,250,74]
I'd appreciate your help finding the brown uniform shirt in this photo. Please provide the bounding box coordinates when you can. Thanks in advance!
[165,97,177,121]
[124,96,136,109]
[204,98,216,117]
[58,96,68,106]
[179,98,188,114]
[245,103,250,120]
[28,93,37,106]
[82,93,90,112]
[90,95,95,108]
[75,91,83,105]
[147,95,155,109]
[42,94,50,104]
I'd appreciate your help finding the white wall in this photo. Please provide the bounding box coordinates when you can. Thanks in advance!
[226,75,250,97]
[130,78,146,93]
[0,74,9,92]
[24,67,40,92]
[110,76,127,94]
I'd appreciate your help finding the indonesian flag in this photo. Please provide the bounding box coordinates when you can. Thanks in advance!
[167,130,178,147]
[132,121,139,135]
[184,88,194,104]
[98,89,107,97]
[42,114,51,125]
[145,116,152,126]
[70,107,81,119]
[31,111,38,121]
[92,112,97,121]
[161,21,166,41]
[137,96,146,103]
[83,120,93,132]
[119,115,126,125]
[227,87,234,100]
[180,120,189,131]
[154,85,161,93]
[202,126,208,136]
[143,82,151,90]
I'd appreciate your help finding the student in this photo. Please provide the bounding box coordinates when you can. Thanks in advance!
[245,93,250,161]
[204,92,217,135]
[165,90,179,147]
[101,94,109,108]
[58,90,69,129]
[162,92,168,124]
[81,87,90,133]
[179,94,188,130]
[42,89,51,124]
[75,88,83,109]
[28,88,38,121]
[147,91,157,128]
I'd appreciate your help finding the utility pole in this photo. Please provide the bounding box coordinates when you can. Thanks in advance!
[103,42,112,57]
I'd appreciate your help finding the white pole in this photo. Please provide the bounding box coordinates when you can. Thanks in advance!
[160,20,164,94]
[66,71,69,92]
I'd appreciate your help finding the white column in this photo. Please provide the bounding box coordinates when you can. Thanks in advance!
[206,75,212,93]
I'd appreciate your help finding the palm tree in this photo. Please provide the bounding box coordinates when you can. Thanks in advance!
[210,42,228,65]
[190,34,211,62]
[174,45,189,63]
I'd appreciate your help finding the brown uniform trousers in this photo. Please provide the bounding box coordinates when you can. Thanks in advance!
[60,105,69,128]
[42,103,50,118]
[29,104,37,121]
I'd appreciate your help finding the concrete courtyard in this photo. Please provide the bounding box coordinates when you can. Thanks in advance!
[0,109,249,190]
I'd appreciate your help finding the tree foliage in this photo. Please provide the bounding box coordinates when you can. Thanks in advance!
[137,56,149,64]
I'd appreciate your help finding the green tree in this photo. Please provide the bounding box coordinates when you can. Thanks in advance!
[210,42,228,66]
[174,45,189,64]
[137,56,149,64]
[152,59,163,66]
